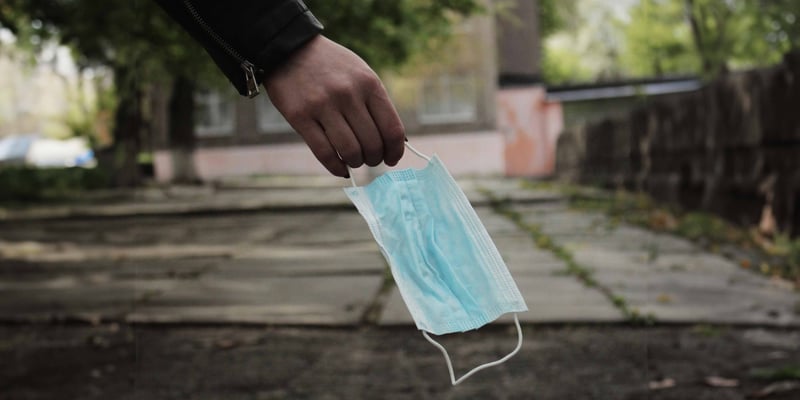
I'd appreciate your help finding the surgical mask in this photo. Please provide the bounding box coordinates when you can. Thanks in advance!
[344,142,528,385]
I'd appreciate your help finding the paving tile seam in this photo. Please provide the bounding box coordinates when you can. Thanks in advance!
[480,187,653,324]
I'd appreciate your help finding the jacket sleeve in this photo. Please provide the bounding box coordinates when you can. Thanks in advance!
[155,0,324,97]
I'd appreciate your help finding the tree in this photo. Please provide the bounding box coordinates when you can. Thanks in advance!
[621,0,800,79]
[2,0,481,185]
[0,0,216,185]
[308,0,481,72]
[622,0,699,77]
[541,0,629,84]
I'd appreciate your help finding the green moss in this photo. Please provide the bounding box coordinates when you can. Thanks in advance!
[749,365,800,381]
[529,183,799,287]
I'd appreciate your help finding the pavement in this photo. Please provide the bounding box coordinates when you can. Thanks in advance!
[0,177,797,327]
[1,177,800,399]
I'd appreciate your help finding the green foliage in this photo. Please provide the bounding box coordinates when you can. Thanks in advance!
[621,0,800,78]
[735,0,800,67]
[622,0,699,76]
[538,0,579,38]
[0,166,109,202]
[541,45,593,84]
[308,0,481,72]
[540,0,627,83]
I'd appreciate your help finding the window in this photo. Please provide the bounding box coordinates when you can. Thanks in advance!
[256,94,292,134]
[418,74,477,124]
[194,90,235,136]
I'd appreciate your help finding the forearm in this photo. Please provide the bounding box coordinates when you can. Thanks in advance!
[154,0,323,97]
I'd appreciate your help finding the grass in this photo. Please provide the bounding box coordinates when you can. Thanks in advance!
[0,166,110,203]
[691,324,725,338]
[522,181,800,289]
[749,365,800,381]
[482,188,655,325]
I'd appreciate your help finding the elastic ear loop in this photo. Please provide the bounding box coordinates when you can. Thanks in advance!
[422,313,523,386]
[347,142,431,187]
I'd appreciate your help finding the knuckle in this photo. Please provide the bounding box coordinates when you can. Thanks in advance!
[360,72,382,91]
[306,95,330,112]
[281,107,305,123]
[329,82,354,101]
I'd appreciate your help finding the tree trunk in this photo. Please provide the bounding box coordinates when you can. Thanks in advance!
[685,0,713,77]
[167,76,199,184]
[99,66,143,188]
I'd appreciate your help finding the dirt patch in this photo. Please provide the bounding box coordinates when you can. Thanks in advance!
[1,325,799,400]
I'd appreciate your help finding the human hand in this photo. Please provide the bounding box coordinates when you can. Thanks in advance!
[263,35,405,177]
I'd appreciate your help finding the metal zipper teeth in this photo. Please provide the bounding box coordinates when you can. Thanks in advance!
[183,0,259,97]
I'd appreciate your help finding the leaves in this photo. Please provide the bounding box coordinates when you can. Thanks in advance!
[308,0,481,72]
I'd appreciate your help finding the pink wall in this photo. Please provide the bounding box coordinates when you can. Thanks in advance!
[153,131,506,182]
[154,88,564,182]
[496,86,563,177]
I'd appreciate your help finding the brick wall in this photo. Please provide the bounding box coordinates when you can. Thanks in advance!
[556,51,800,235]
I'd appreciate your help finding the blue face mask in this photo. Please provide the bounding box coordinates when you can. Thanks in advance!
[345,143,528,385]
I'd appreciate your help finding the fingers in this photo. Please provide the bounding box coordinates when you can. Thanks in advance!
[366,86,405,166]
[291,119,349,178]
[345,104,384,167]
[319,111,363,168]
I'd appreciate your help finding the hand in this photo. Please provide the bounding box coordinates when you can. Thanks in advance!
[263,35,405,177]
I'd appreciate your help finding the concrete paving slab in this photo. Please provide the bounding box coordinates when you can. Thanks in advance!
[220,252,386,277]
[492,235,567,275]
[498,249,565,275]
[0,279,173,322]
[379,275,623,325]
[598,269,800,326]
[276,212,377,245]
[127,275,384,325]
[475,207,522,236]
[520,208,698,253]
[464,179,564,204]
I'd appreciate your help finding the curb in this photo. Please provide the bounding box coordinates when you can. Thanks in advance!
[0,194,565,222]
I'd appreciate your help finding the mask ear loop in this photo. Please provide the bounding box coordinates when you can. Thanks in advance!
[347,142,431,187]
[421,313,523,386]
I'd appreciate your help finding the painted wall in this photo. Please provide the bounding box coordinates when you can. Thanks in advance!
[154,86,565,181]
[497,86,563,177]
[154,130,506,182]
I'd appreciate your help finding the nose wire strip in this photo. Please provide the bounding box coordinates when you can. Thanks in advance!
[347,142,431,187]
[422,313,523,386]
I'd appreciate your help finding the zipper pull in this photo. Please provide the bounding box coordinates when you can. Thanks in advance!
[241,61,260,98]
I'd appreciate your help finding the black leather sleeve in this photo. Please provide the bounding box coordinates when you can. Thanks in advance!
[155,0,324,97]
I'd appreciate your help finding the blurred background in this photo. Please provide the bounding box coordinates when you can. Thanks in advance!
[1,1,799,399]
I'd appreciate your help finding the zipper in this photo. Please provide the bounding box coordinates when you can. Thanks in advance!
[183,0,260,98]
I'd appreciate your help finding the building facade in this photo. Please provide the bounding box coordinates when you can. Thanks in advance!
[152,0,563,182]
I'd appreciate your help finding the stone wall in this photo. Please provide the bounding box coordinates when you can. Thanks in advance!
[556,52,800,235]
